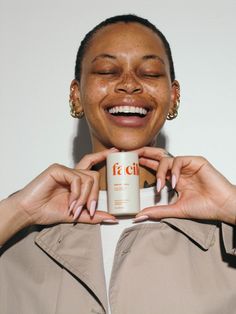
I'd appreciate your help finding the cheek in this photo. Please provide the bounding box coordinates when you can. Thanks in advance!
[147,83,172,110]
[90,78,110,94]
[80,78,110,107]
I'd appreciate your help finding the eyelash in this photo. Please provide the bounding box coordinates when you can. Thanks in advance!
[143,73,160,78]
[94,70,161,78]
[96,71,117,75]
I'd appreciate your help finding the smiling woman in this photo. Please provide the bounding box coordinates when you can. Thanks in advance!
[1,13,236,314]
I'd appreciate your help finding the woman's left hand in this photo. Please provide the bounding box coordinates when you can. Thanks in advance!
[134,147,236,225]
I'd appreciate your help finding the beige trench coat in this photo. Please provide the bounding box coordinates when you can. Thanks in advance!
[0,218,236,314]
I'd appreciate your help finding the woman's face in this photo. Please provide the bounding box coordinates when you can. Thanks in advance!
[73,22,179,151]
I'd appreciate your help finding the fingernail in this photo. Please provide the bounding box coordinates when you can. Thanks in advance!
[89,200,97,217]
[68,200,77,215]
[156,178,161,193]
[110,147,118,152]
[133,215,149,223]
[102,219,119,224]
[172,174,176,189]
[73,205,83,220]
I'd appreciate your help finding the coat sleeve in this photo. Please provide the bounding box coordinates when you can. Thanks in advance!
[222,223,236,256]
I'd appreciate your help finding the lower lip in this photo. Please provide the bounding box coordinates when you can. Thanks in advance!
[105,111,151,127]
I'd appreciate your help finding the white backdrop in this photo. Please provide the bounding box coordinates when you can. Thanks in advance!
[0,0,235,199]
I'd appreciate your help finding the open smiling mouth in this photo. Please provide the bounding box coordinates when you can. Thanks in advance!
[107,106,149,118]
[105,105,151,127]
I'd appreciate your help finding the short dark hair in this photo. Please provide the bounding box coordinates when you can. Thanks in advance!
[75,14,175,82]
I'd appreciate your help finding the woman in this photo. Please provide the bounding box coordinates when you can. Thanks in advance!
[1,14,236,314]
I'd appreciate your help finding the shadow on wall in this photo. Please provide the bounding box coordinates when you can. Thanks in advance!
[72,118,168,165]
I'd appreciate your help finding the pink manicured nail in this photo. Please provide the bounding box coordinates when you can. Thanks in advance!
[110,147,118,152]
[133,215,149,223]
[102,219,119,223]
[68,200,77,215]
[156,178,162,193]
[172,174,177,189]
[89,200,97,217]
[73,205,83,220]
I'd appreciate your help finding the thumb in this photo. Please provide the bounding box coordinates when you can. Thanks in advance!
[135,204,186,221]
[62,210,118,224]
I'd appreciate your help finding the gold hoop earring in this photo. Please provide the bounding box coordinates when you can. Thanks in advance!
[167,100,180,120]
[69,100,84,119]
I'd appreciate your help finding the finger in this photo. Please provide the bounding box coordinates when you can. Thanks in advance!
[76,147,118,170]
[72,174,95,219]
[134,147,171,161]
[48,164,82,187]
[76,169,100,217]
[156,157,174,192]
[75,210,118,224]
[40,164,88,216]
[139,157,159,171]
[171,156,207,180]
[170,157,188,189]
[170,156,207,189]
[61,209,118,224]
[46,164,86,211]
[68,175,82,214]
[134,204,185,222]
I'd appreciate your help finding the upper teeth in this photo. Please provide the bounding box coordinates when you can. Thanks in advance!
[108,106,147,115]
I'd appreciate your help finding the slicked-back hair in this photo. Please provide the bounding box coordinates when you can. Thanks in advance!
[74,14,175,82]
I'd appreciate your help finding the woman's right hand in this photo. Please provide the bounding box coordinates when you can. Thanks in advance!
[3,148,118,228]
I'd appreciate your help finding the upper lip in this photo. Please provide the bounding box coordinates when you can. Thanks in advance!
[104,97,153,111]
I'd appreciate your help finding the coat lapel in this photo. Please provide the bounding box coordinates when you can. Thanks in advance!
[162,218,217,250]
[35,223,108,312]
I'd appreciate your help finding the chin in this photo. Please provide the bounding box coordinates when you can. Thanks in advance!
[110,138,152,151]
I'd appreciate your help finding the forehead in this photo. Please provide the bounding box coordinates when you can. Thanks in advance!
[84,22,167,61]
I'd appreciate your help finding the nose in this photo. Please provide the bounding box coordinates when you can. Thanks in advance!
[115,72,143,94]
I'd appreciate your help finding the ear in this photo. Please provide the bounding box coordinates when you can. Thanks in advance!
[167,80,180,120]
[170,80,180,110]
[69,79,83,113]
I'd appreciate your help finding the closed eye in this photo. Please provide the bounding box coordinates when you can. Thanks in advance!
[97,71,117,75]
[143,73,161,78]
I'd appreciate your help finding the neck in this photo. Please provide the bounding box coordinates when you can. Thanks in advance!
[92,140,156,190]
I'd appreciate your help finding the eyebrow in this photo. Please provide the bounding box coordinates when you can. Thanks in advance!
[92,54,116,63]
[142,54,165,64]
[91,53,165,64]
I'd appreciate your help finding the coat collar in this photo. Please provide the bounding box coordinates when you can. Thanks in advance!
[97,186,217,251]
[35,217,217,312]
[35,223,108,313]
[162,218,217,250]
